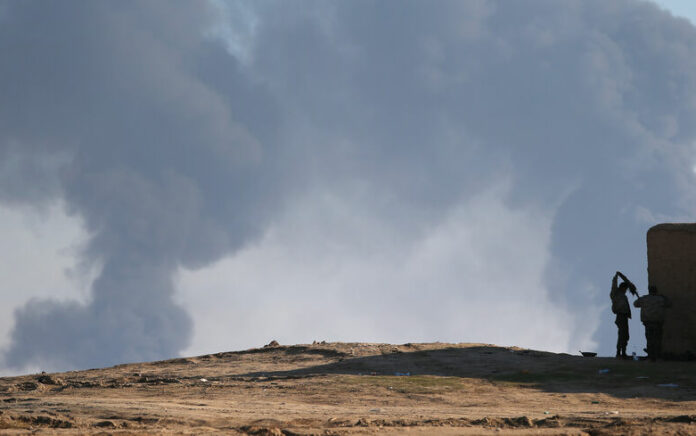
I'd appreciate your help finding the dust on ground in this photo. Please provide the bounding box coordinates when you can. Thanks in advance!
[1,342,696,434]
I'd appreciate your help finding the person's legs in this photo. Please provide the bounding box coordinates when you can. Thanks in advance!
[615,315,629,358]
[614,315,622,359]
[615,317,621,357]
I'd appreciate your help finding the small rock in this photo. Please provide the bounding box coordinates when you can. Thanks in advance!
[94,420,115,428]
[264,340,280,348]
[508,416,533,427]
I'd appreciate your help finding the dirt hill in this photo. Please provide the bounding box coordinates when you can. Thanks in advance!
[1,342,695,434]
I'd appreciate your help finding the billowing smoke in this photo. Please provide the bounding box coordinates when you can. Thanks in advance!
[0,1,281,370]
[1,0,696,370]
[217,0,696,354]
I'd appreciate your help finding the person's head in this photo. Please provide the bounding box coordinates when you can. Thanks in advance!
[618,282,629,293]
[648,285,658,295]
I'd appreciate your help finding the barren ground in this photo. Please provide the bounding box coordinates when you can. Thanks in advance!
[1,342,696,435]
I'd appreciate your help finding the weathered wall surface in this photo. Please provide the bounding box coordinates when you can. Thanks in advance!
[646,224,696,356]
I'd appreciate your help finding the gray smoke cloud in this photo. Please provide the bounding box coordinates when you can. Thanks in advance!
[234,0,696,352]
[0,1,281,370]
[1,0,696,370]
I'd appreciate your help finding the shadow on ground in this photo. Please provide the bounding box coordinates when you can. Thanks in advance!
[232,344,696,401]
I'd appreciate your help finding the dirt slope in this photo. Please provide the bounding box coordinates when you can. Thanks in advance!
[1,342,696,434]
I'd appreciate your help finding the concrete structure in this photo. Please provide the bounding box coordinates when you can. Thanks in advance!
[646,223,696,357]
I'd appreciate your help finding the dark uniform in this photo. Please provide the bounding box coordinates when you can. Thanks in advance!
[610,279,631,358]
[634,291,671,361]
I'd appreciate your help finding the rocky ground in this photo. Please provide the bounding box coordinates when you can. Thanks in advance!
[1,342,696,435]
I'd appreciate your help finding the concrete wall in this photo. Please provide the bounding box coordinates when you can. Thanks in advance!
[646,223,696,357]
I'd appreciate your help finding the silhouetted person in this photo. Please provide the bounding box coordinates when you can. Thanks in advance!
[610,271,637,359]
[634,285,671,361]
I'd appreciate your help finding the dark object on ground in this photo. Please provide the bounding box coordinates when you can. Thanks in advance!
[580,351,597,357]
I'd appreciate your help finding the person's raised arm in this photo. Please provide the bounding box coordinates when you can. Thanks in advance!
[611,272,618,296]
[616,271,638,295]
[616,271,628,282]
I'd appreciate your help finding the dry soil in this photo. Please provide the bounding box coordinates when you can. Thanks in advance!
[1,342,696,435]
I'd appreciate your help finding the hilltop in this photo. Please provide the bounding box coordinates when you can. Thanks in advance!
[1,342,695,434]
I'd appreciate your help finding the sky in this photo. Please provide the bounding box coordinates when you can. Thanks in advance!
[654,0,696,25]
[1,0,696,375]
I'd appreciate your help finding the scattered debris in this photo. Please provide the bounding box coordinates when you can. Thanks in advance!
[657,383,679,388]
[394,372,410,376]
[598,369,611,374]
[200,378,208,382]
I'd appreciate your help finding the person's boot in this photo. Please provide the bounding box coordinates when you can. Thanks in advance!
[616,347,622,359]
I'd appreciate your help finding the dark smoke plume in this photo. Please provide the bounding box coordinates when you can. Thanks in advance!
[0,1,280,370]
